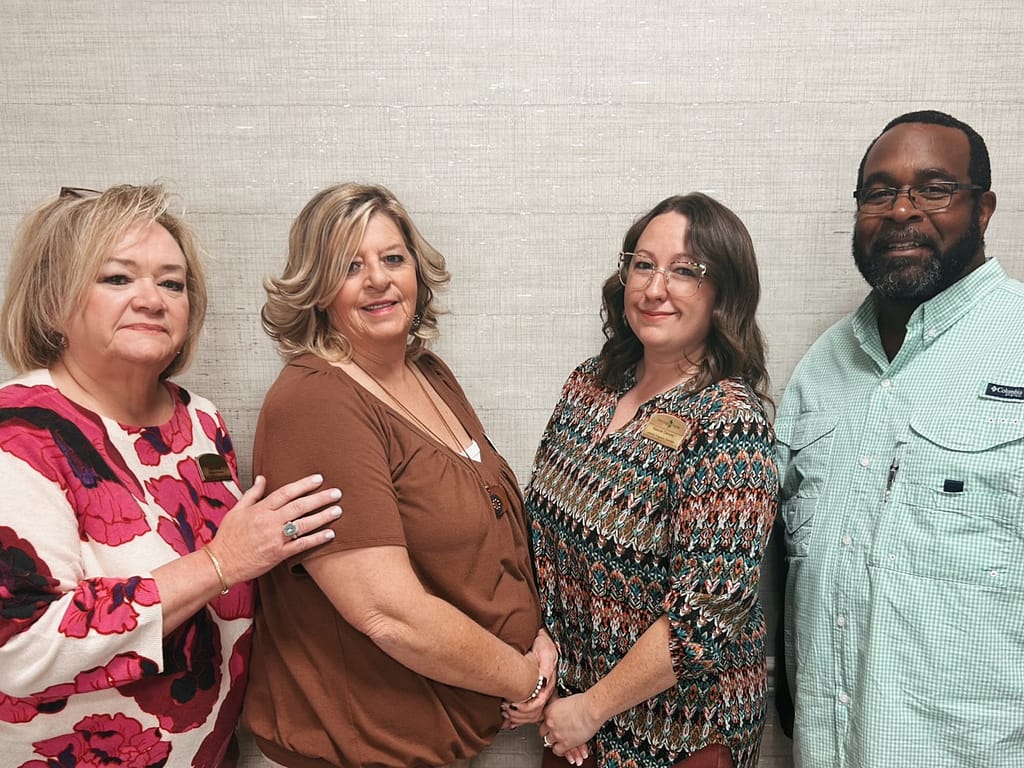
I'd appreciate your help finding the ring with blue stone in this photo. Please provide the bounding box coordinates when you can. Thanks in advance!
[282,520,300,540]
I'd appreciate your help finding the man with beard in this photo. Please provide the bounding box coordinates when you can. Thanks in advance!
[775,110,1024,767]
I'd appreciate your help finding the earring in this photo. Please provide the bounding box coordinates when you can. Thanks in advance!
[410,311,423,333]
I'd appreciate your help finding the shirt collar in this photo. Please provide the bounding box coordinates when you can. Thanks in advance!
[852,258,1006,352]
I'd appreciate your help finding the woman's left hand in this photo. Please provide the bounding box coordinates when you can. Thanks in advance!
[540,691,602,757]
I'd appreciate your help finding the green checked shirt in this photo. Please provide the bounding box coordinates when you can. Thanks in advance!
[776,258,1024,768]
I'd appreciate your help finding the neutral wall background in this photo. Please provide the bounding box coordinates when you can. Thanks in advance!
[3,2,1023,766]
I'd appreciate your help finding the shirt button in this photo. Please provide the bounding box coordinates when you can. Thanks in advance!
[837,615,847,628]
[859,456,871,468]
[841,534,853,547]
[925,328,938,339]
[989,569,1000,578]
[838,692,851,705]
[880,378,891,389]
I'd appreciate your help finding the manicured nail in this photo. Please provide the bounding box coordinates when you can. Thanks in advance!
[324,530,336,540]
[328,506,342,518]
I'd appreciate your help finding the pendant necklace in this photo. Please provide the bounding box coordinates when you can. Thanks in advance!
[349,358,506,518]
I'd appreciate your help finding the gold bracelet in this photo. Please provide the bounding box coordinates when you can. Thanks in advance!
[202,545,230,595]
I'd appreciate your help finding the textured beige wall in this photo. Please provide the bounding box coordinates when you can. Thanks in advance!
[4,3,1024,765]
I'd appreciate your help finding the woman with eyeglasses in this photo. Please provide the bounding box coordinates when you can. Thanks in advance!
[241,183,549,768]
[0,185,340,766]
[507,193,778,768]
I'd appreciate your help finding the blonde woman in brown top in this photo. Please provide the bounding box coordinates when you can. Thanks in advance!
[242,183,555,768]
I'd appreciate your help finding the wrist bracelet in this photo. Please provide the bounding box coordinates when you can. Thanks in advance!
[202,545,230,595]
[518,673,548,704]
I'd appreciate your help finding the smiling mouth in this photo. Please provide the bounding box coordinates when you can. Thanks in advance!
[882,240,927,251]
[362,301,397,312]
[875,227,934,255]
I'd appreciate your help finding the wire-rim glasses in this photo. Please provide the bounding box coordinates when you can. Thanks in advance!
[617,252,707,298]
[853,182,983,215]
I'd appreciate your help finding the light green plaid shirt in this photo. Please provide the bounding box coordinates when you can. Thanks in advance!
[776,258,1024,768]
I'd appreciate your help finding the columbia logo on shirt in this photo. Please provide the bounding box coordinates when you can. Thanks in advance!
[984,383,1024,401]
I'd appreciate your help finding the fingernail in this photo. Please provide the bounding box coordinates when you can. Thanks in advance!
[329,488,342,500]
[329,506,342,518]
[311,474,324,483]
[324,530,336,540]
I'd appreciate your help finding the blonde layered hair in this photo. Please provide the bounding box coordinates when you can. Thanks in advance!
[262,183,449,361]
[1,184,207,379]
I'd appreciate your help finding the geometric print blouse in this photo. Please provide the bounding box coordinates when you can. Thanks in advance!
[526,357,778,768]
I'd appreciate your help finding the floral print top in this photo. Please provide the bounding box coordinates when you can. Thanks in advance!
[0,370,253,768]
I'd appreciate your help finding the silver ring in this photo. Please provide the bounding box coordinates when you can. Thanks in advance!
[542,736,551,748]
[282,520,300,540]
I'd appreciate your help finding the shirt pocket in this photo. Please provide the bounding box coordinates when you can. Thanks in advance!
[775,412,839,559]
[897,409,1024,591]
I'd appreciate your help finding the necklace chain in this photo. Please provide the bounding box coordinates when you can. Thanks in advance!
[347,357,505,519]
[350,359,463,451]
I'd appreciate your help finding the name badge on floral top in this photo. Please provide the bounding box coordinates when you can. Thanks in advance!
[641,413,690,449]
[198,453,232,482]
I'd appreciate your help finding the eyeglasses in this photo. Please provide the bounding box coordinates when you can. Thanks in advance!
[617,252,707,298]
[853,182,983,215]
[59,186,102,199]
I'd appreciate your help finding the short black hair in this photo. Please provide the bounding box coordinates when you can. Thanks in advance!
[855,110,991,192]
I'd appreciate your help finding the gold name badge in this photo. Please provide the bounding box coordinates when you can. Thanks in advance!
[641,413,690,450]
[198,453,233,482]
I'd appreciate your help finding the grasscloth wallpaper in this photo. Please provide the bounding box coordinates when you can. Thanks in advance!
[3,2,1022,765]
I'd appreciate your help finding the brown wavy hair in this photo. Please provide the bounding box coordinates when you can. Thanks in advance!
[598,192,771,405]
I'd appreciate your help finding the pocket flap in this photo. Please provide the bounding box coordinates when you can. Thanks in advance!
[909,411,1024,452]
[775,412,839,450]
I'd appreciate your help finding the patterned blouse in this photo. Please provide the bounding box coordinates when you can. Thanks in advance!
[526,357,778,768]
[0,370,253,768]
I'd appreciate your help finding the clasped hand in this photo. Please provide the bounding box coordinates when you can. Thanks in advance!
[500,632,598,766]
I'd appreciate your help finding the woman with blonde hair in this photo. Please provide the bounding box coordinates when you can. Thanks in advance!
[243,182,553,768]
[0,184,339,766]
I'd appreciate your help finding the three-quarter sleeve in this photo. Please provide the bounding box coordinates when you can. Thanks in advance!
[662,390,779,681]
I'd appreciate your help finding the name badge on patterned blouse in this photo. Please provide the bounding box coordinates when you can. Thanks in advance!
[198,453,232,482]
[641,413,690,449]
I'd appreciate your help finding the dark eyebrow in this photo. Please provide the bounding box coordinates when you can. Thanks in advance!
[633,248,693,261]
[861,167,960,187]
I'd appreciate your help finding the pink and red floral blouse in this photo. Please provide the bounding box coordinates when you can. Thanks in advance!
[0,370,254,767]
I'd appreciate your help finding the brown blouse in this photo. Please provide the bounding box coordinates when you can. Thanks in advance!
[242,353,541,768]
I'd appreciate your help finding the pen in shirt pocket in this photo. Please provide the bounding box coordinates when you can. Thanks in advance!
[883,459,899,502]
[883,445,904,503]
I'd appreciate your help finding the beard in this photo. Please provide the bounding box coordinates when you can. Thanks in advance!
[852,210,984,302]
